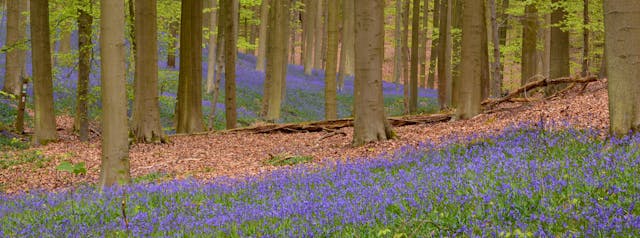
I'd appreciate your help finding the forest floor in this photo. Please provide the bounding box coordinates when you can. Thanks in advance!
[1,80,609,194]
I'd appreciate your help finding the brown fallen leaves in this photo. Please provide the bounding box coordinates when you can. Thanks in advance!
[0,80,609,194]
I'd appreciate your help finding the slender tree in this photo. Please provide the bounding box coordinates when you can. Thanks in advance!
[264,0,290,121]
[131,0,165,143]
[313,0,325,70]
[409,0,420,113]
[604,0,640,136]
[256,0,269,72]
[303,0,316,75]
[75,4,93,142]
[222,0,238,128]
[489,0,501,98]
[176,0,206,133]
[546,0,569,96]
[437,0,452,109]
[352,0,393,146]
[427,0,440,89]
[521,3,539,86]
[31,0,57,145]
[324,0,338,119]
[337,0,355,90]
[167,21,178,68]
[393,0,403,89]
[401,0,410,113]
[99,0,130,187]
[581,0,590,76]
[419,0,429,88]
[457,0,483,119]
[206,0,219,94]
[2,0,27,96]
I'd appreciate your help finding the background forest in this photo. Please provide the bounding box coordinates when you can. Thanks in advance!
[1,0,639,236]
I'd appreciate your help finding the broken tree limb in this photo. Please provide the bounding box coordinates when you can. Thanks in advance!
[482,76,598,109]
[222,113,453,134]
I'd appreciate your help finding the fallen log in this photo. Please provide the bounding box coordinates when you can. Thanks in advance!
[224,113,452,134]
[482,76,598,109]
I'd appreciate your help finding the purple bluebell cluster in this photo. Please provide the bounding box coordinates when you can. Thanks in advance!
[1,125,639,237]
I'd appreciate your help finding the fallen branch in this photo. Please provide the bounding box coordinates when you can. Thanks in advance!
[482,75,598,109]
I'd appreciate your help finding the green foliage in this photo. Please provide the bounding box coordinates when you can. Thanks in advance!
[266,154,313,166]
[133,172,172,184]
[0,150,50,170]
[56,160,87,176]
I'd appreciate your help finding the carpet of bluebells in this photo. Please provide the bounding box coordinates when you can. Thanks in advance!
[1,125,639,237]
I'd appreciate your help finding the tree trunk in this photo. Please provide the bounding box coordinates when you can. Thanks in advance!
[427,0,440,89]
[419,0,428,89]
[324,0,338,119]
[2,0,27,96]
[213,24,226,124]
[480,0,490,101]
[497,0,509,87]
[99,0,130,187]
[393,0,403,89]
[604,0,640,136]
[132,0,165,143]
[265,0,290,121]
[457,0,483,119]
[409,0,420,113]
[402,0,410,114]
[581,0,589,76]
[256,0,269,71]
[75,5,92,142]
[489,0,501,98]
[206,0,218,93]
[521,4,538,86]
[450,0,462,108]
[303,0,316,75]
[167,21,178,68]
[546,0,569,96]
[223,0,238,129]
[31,0,57,145]
[313,0,325,70]
[176,0,206,133]
[352,0,393,146]
[437,0,452,109]
[337,0,354,90]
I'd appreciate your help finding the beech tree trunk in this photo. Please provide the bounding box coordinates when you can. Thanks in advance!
[489,0,501,98]
[604,0,640,136]
[546,0,569,96]
[176,0,206,133]
[99,0,131,187]
[324,0,338,119]
[265,0,290,121]
[132,0,165,143]
[437,0,452,109]
[2,0,27,96]
[206,0,218,93]
[521,4,538,86]
[222,0,238,129]
[75,5,92,142]
[337,0,354,91]
[427,0,440,89]
[31,0,57,145]
[313,0,325,70]
[581,0,590,76]
[303,0,316,75]
[402,0,410,113]
[419,0,429,89]
[167,22,178,68]
[457,0,483,119]
[256,0,269,72]
[409,0,420,113]
[352,0,393,146]
[393,0,403,89]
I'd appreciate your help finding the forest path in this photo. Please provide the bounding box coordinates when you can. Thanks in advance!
[1,81,609,194]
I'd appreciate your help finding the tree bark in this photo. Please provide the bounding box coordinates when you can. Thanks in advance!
[206,0,218,93]
[132,0,165,143]
[352,0,393,146]
[409,0,420,113]
[265,0,290,121]
[223,0,238,129]
[457,0,483,119]
[256,0,269,71]
[521,4,538,86]
[324,0,338,119]
[427,0,440,89]
[581,0,590,77]
[2,0,27,96]
[31,0,57,145]
[489,0,501,98]
[99,0,131,187]
[313,0,325,70]
[337,0,354,90]
[303,0,316,75]
[176,0,206,133]
[393,0,403,89]
[546,0,569,96]
[604,0,640,136]
[437,0,452,109]
[75,5,92,142]
[167,21,178,68]
[402,0,410,114]
[419,0,428,89]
